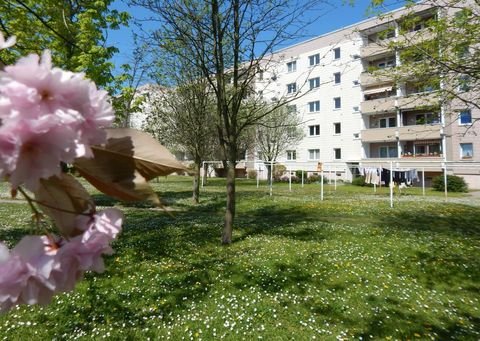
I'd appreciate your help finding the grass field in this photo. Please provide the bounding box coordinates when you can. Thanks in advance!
[0,177,479,340]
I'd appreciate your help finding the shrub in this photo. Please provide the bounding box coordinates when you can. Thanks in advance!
[306,174,328,184]
[247,169,257,179]
[432,175,468,193]
[352,176,366,186]
[278,174,299,183]
[273,164,286,181]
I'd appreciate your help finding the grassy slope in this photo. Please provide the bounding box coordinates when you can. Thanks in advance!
[0,177,479,340]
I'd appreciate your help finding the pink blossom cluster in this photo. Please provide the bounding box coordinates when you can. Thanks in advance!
[0,208,123,313]
[0,37,114,190]
[0,34,123,314]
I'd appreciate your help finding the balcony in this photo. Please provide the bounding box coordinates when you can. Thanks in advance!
[397,92,439,110]
[360,72,392,87]
[361,127,397,143]
[397,29,434,47]
[398,124,441,141]
[360,41,391,59]
[360,96,396,114]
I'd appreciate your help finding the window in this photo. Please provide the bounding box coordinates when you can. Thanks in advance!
[309,53,320,66]
[286,150,297,161]
[286,104,297,114]
[334,97,341,109]
[334,122,341,134]
[333,47,341,60]
[287,61,297,73]
[379,117,396,128]
[334,72,341,84]
[308,101,320,113]
[334,148,341,160]
[379,146,398,158]
[412,143,441,156]
[309,77,320,90]
[415,112,440,125]
[375,58,395,69]
[309,125,320,136]
[378,29,395,40]
[308,149,320,160]
[459,110,472,125]
[258,70,264,80]
[287,83,297,94]
[458,75,471,92]
[460,143,473,159]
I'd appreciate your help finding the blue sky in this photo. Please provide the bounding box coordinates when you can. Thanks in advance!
[107,0,406,74]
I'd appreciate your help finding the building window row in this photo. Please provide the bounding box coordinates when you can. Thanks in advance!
[288,47,341,71]
[305,148,341,160]
[307,123,342,136]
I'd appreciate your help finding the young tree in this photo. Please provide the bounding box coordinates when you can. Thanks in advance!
[255,105,304,182]
[131,0,328,244]
[142,75,218,204]
[0,0,130,87]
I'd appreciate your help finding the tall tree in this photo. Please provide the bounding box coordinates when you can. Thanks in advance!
[132,0,328,244]
[0,0,130,87]
[255,105,304,182]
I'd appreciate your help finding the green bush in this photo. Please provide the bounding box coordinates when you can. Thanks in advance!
[273,164,286,181]
[432,175,468,192]
[247,169,257,179]
[295,170,305,179]
[306,174,328,184]
[352,176,366,186]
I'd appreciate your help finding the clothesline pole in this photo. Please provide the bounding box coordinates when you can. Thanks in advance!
[390,161,393,208]
[289,166,292,192]
[334,166,337,191]
[443,162,448,202]
[320,170,324,201]
[270,160,273,197]
[301,170,304,188]
[422,168,425,196]
[257,167,260,188]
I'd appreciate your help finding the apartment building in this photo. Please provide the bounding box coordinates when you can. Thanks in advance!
[255,1,480,188]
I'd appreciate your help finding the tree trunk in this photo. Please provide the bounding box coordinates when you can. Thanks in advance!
[222,160,236,244]
[192,162,200,204]
[266,163,272,186]
[202,162,208,186]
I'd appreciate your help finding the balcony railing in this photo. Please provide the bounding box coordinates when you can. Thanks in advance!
[361,127,397,142]
[360,72,393,87]
[360,96,396,114]
[397,92,439,110]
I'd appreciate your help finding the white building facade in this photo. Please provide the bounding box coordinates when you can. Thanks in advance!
[253,1,480,188]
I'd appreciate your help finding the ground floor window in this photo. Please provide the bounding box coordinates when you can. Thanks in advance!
[308,149,320,160]
[286,150,296,160]
[379,146,398,158]
[334,148,341,160]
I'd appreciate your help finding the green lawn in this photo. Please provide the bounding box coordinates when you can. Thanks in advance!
[0,177,479,340]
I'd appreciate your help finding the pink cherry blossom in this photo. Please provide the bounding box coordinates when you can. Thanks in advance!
[0,50,114,189]
[0,208,123,313]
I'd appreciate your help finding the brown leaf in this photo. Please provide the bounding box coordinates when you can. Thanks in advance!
[75,161,161,205]
[97,128,186,180]
[34,173,95,237]
[73,128,182,205]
